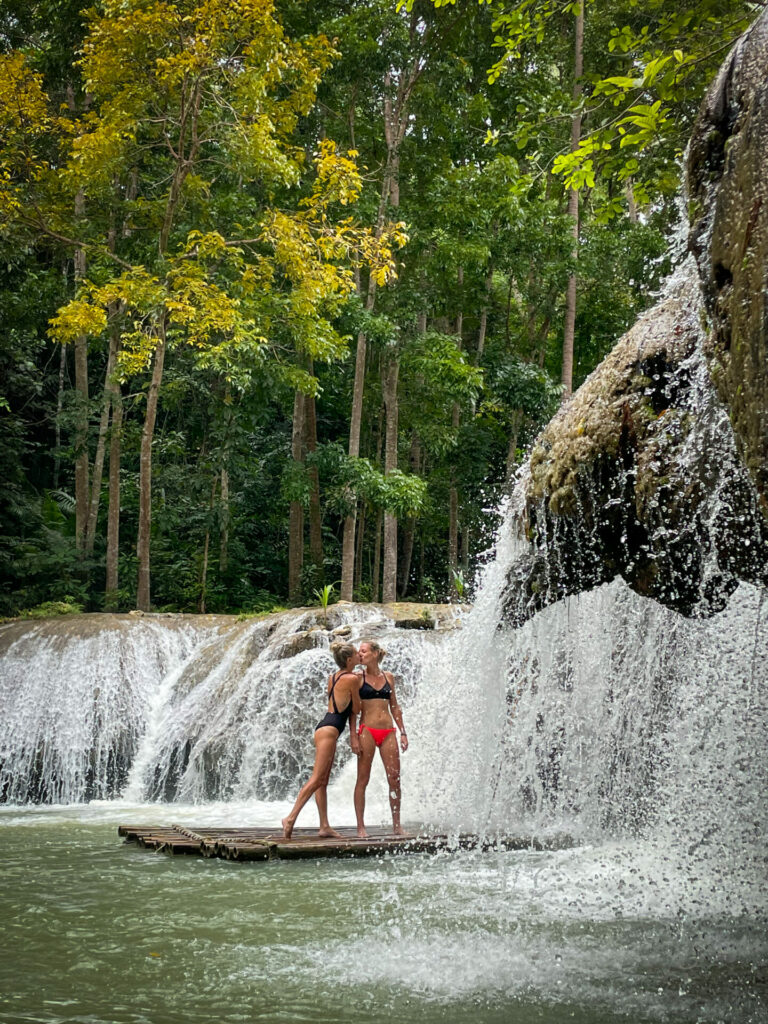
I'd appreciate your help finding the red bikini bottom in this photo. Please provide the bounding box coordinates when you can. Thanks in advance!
[359,723,396,748]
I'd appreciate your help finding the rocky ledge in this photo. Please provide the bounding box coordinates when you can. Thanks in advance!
[0,602,470,659]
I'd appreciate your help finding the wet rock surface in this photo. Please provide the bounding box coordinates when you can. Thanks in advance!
[688,12,768,503]
[0,602,466,658]
[503,10,768,626]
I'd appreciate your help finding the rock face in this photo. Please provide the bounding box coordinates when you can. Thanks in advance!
[688,12,768,505]
[503,11,768,625]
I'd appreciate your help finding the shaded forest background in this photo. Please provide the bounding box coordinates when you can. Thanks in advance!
[0,0,758,616]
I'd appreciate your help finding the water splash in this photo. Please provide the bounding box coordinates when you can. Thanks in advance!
[0,618,202,803]
[0,608,438,805]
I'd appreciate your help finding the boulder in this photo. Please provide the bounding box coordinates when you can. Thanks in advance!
[688,12,768,504]
[502,11,768,625]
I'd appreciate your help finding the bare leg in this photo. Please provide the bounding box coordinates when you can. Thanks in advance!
[379,733,404,835]
[314,786,341,838]
[282,727,338,839]
[354,727,376,838]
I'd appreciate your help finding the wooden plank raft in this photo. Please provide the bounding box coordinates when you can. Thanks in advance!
[118,824,574,862]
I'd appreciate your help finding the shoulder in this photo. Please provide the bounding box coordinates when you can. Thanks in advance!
[339,670,361,686]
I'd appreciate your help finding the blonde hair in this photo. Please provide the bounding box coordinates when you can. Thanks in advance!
[359,637,387,662]
[329,641,357,668]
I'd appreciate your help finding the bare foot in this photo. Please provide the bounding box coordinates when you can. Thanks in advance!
[281,817,294,840]
[356,826,369,838]
[317,826,342,838]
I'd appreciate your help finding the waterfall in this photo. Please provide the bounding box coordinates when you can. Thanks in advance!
[1,245,766,911]
[0,616,203,803]
[0,607,438,805]
[388,252,768,921]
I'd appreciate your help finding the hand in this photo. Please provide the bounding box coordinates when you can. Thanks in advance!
[351,739,361,757]
[400,733,408,752]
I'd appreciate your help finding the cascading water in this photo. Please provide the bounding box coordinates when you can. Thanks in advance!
[0,616,206,803]
[0,606,442,806]
[397,257,767,900]
[2,227,767,1024]
[1,365,766,1024]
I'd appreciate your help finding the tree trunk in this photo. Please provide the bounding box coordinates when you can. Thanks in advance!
[219,466,230,575]
[400,521,415,599]
[449,269,463,598]
[304,374,324,576]
[506,409,523,483]
[133,89,197,608]
[219,385,233,576]
[475,272,492,364]
[355,504,366,592]
[471,272,492,415]
[340,310,371,600]
[136,325,166,611]
[199,475,218,614]
[73,191,89,558]
[340,218,386,599]
[381,353,400,603]
[103,172,136,608]
[66,86,90,557]
[85,331,119,556]
[134,152,191,610]
[389,150,400,208]
[85,199,125,557]
[54,340,67,490]
[372,510,383,603]
[341,56,417,600]
[418,530,425,601]
[341,509,357,600]
[626,178,638,223]
[399,432,421,598]
[448,481,459,596]
[104,368,122,611]
[288,388,306,605]
[561,3,584,399]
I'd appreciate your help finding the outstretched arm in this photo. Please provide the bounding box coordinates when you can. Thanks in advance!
[388,674,408,751]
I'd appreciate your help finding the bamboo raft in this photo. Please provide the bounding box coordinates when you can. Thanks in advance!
[118,824,574,861]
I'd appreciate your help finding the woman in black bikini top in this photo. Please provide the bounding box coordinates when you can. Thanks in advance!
[354,637,408,839]
[281,642,361,839]
[358,675,392,701]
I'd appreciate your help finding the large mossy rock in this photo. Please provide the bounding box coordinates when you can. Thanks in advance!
[503,11,768,626]
[688,12,768,505]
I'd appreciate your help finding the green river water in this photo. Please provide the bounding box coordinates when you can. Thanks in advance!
[1,806,765,1024]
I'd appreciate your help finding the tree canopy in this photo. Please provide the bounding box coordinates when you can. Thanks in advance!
[0,0,759,615]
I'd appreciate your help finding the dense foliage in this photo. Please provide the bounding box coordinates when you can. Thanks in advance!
[0,0,758,615]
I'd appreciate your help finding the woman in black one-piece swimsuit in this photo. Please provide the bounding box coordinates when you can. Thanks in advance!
[281,641,361,839]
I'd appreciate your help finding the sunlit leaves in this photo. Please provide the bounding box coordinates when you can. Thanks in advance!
[0,52,68,224]
[453,0,756,211]
[35,1,408,393]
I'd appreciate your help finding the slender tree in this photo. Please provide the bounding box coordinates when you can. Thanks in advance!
[561,3,584,399]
